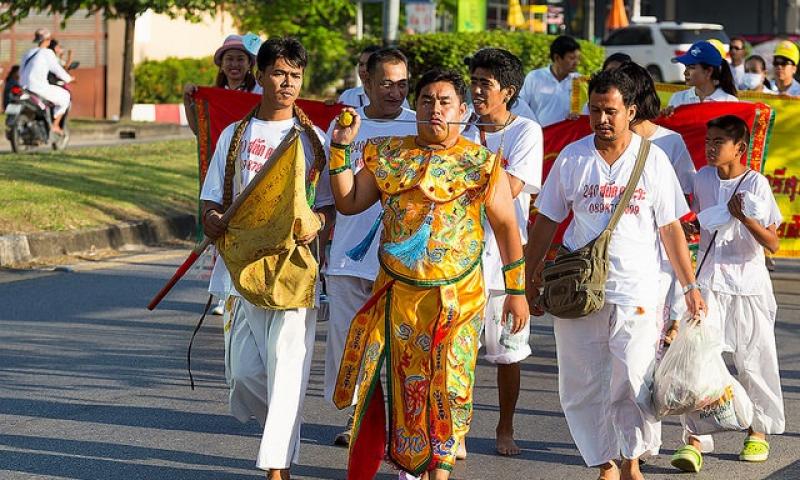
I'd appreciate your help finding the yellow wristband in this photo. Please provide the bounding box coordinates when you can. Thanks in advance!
[329,143,351,174]
[502,257,526,295]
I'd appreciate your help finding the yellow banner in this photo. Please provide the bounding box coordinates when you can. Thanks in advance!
[572,78,800,257]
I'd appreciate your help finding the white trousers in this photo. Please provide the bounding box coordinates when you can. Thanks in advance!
[481,291,532,364]
[228,299,317,470]
[683,289,785,451]
[323,274,373,403]
[554,303,661,467]
[30,84,71,117]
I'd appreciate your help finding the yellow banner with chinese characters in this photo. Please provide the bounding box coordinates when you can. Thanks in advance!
[572,78,800,257]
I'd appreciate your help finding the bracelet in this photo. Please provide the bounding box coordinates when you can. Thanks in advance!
[502,256,526,295]
[682,283,701,295]
[329,143,351,174]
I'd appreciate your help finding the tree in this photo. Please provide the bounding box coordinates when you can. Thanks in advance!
[0,1,220,119]
[231,0,356,96]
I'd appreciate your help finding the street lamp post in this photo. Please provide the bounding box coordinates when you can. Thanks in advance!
[383,0,400,45]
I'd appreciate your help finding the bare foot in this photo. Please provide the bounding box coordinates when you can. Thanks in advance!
[456,439,467,460]
[496,430,520,456]
[620,459,644,480]
[598,461,620,480]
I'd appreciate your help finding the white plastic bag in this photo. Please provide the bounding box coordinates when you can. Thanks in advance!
[684,376,753,435]
[653,315,731,419]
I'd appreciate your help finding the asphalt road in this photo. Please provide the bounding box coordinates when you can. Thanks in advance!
[1,248,798,479]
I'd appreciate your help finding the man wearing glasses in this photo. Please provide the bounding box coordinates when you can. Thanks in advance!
[728,36,747,88]
[771,40,800,96]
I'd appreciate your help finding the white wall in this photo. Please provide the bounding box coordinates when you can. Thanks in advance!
[133,9,237,64]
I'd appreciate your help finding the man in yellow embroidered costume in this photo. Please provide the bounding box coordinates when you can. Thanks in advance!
[328,69,529,480]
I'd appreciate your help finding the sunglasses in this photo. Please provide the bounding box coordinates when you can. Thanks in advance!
[774,59,795,67]
[730,45,745,51]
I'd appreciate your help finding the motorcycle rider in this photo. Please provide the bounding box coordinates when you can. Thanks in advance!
[19,28,73,135]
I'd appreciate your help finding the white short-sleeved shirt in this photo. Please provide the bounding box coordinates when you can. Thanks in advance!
[324,107,417,281]
[692,167,782,295]
[463,116,543,291]
[770,79,800,96]
[519,66,578,127]
[648,126,696,270]
[730,62,745,88]
[649,126,695,195]
[20,47,72,92]
[338,85,410,109]
[200,117,332,297]
[668,87,738,106]
[535,133,689,307]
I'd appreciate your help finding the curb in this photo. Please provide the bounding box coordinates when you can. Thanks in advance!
[0,214,196,267]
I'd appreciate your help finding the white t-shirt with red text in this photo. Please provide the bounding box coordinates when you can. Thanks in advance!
[200,117,332,297]
[462,116,543,291]
[536,133,689,307]
[323,107,417,281]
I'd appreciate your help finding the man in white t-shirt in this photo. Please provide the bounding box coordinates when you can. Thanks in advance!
[728,36,746,89]
[200,38,335,480]
[518,35,581,127]
[462,47,542,458]
[338,44,411,110]
[19,28,73,133]
[323,47,418,447]
[526,69,704,480]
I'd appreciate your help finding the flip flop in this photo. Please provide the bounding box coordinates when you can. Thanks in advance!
[671,444,703,473]
[739,436,770,462]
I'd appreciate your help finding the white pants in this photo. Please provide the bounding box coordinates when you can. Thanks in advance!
[30,84,70,117]
[323,274,373,404]
[481,291,531,364]
[683,289,785,451]
[554,303,661,467]
[228,299,317,470]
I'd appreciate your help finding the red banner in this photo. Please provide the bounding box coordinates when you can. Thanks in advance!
[192,89,773,247]
[193,87,343,185]
[539,101,774,244]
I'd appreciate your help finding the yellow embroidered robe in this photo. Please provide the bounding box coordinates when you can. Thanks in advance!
[334,136,501,477]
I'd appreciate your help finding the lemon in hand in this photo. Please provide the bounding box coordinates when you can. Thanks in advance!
[338,111,354,127]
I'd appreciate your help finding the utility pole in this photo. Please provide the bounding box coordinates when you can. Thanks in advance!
[586,0,595,41]
[383,0,400,45]
[355,0,363,86]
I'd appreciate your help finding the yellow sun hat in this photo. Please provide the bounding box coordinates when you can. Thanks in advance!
[774,40,800,65]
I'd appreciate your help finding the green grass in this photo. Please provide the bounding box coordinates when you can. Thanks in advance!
[0,139,199,235]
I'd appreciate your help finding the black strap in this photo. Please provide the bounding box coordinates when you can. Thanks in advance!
[605,139,651,233]
[187,294,214,390]
[695,169,752,277]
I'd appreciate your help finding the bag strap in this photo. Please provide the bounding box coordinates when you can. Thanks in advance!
[605,138,651,233]
[695,169,752,277]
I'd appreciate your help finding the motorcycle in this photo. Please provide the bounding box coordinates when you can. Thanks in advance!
[4,60,79,153]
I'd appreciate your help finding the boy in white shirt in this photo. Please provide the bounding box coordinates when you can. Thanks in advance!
[526,68,704,480]
[322,47,417,446]
[462,47,542,457]
[670,115,785,473]
[200,38,335,480]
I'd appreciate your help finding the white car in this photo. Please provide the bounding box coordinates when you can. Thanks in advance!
[602,19,730,83]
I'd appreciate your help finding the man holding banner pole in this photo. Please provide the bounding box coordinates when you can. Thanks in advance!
[199,37,334,480]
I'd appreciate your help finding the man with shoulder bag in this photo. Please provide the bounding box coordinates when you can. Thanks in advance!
[525,69,705,480]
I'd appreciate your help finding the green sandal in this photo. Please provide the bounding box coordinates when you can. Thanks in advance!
[671,444,703,473]
[739,436,769,462]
